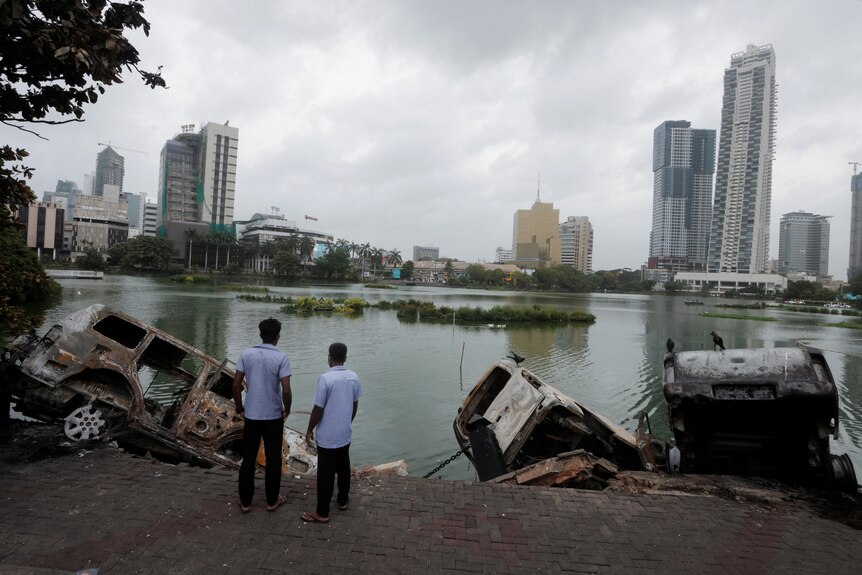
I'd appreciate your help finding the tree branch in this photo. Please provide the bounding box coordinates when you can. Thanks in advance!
[0,121,49,140]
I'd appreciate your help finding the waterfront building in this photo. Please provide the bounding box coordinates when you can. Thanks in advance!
[707,44,777,274]
[559,216,593,273]
[777,211,831,279]
[82,172,94,196]
[94,146,125,197]
[17,201,65,260]
[44,180,80,222]
[512,191,560,270]
[675,271,787,295]
[72,183,129,254]
[157,122,239,262]
[849,173,862,280]
[236,213,333,273]
[648,121,716,271]
[413,246,440,261]
[495,247,513,263]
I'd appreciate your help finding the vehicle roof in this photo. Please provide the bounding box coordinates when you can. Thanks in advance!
[669,347,821,384]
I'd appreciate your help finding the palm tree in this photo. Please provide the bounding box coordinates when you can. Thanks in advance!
[201,234,211,269]
[370,247,385,277]
[184,228,198,268]
[387,249,402,268]
[222,231,237,267]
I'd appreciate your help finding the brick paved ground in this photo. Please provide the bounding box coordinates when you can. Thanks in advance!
[0,447,860,575]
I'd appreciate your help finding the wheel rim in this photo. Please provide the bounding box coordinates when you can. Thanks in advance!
[64,404,106,441]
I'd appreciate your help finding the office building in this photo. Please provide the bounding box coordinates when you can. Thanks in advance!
[559,216,593,273]
[778,211,830,279]
[512,191,560,269]
[122,192,146,231]
[649,121,716,271]
[495,247,513,263]
[237,213,334,273]
[707,44,777,274]
[412,246,440,261]
[94,146,125,197]
[72,183,129,253]
[18,201,65,259]
[157,122,239,261]
[143,202,158,237]
[849,172,862,280]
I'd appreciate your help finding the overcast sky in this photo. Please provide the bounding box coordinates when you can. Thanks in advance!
[5,0,862,278]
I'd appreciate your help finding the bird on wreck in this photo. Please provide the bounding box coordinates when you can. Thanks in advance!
[710,331,725,351]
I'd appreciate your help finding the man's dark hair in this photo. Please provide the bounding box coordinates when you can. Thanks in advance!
[259,318,281,343]
[329,342,347,363]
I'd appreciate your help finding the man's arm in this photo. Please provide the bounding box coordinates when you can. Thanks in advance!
[305,405,324,445]
[232,370,245,415]
[352,400,359,422]
[280,376,292,419]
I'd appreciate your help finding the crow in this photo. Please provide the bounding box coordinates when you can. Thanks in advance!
[710,331,725,351]
[666,338,675,353]
[508,351,525,365]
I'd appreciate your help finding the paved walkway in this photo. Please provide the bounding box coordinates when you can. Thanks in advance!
[0,446,860,574]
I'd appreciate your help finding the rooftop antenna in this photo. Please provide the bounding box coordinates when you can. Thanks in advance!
[271,206,280,216]
[851,162,861,176]
[536,172,541,203]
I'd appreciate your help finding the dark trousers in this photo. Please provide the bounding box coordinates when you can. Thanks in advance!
[238,417,283,506]
[316,444,351,517]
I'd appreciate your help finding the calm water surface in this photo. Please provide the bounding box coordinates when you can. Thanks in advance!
[35,275,862,480]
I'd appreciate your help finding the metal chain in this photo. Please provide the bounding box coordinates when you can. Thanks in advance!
[423,445,469,479]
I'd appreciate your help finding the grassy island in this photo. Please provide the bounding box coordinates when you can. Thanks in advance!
[391,299,595,324]
[699,312,776,322]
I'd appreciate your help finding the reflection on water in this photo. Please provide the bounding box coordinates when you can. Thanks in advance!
[31,276,862,481]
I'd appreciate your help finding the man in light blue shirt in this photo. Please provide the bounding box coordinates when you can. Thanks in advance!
[232,318,292,513]
[301,342,362,524]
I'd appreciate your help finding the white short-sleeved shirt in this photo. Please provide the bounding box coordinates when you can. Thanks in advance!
[312,365,362,448]
[236,344,292,420]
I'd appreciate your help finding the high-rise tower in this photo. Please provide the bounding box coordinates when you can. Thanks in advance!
[778,211,831,279]
[94,146,125,197]
[849,172,862,280]
[649,121,716,270]
[512,184,560,269]
[707,44,777,274]
[559,216,593,273]
[157,122,239,260]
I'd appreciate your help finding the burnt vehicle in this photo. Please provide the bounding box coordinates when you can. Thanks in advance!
[663,346,857,492]
[1,304,316,474]
[453,354,664,484]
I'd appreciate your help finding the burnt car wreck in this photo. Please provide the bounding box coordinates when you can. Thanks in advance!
[663,346,857,492]
[455,347,858,493]
[1,305,317,475]
[453,354,666,488]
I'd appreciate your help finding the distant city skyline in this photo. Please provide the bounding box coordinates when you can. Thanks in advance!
[8,2,862,278]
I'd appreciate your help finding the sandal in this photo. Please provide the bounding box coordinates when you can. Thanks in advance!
[338,498,349,511]
[300,511,330,523]
[240,503,252,514]
[266,494,286,512]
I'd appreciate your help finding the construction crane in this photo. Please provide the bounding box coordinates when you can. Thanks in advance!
[851,162,861,176]
[97,142,149,155]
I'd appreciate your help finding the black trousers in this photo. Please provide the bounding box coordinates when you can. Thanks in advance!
[238,417,283,506]
[316,444,351,517]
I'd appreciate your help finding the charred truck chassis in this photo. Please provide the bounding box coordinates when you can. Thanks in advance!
[663,347,857,492]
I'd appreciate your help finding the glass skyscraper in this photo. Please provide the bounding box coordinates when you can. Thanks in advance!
[649,120,715,270]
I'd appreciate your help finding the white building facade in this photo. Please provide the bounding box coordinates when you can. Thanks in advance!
[559,216,593,273]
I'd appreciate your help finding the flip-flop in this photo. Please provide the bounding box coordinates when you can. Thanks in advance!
[266,495,286,512]
[240,503,252,514]
[338,499,349,511]
[300,511,330,523]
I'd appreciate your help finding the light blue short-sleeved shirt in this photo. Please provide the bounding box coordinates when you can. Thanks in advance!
[236,344,292,420]
[312,365,362,449]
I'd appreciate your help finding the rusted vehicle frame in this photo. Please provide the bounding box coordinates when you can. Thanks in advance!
[2,304,316,475]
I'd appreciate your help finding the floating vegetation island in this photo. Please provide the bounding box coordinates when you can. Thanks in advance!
[699,312,776,322]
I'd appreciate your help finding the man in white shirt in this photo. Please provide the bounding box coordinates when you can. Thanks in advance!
[232,318,292,513]
[301,342,362,524]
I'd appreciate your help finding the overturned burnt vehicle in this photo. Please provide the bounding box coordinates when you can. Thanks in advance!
[1,304,316,474]
[663,346,857,492]
[453,354,666,487]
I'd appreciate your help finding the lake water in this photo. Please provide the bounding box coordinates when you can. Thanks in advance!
[32,275,862,480]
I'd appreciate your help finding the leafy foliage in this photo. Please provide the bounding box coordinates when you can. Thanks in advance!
[784,280,835,302]
[314,246,353,279]
[77,246,106,270]
[0,229,60,333]
[401,260,414,279]
[107,235,173,270]
[389,299,595,323]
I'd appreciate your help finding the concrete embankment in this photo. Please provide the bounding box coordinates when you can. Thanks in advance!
[1,426,861,574]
